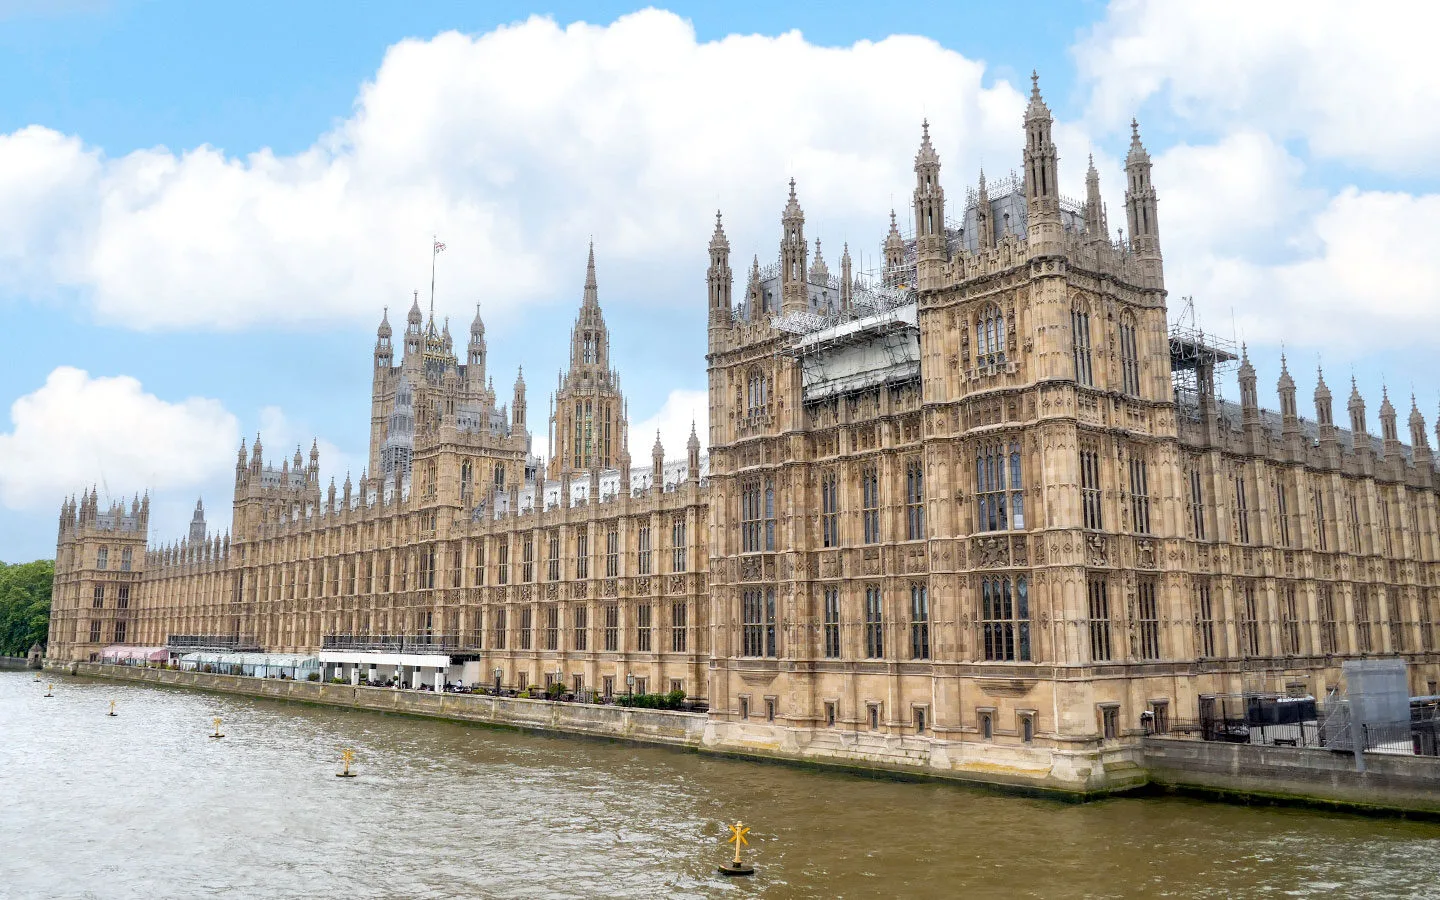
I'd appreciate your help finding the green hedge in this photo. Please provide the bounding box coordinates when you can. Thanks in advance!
[0,560,53,657]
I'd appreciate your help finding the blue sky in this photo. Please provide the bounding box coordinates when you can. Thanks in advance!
[2,0,1438,561]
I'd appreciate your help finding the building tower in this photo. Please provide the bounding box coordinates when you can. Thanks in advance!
[1023,72,1062,256]
[779,179,808,316]
[708,210,732,329]
[1124,119,1162,283]
[548,244,628,479]
[883,210,906,285]
[912,120,947,287]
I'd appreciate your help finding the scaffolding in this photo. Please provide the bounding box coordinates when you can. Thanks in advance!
[1169,296,1238,422]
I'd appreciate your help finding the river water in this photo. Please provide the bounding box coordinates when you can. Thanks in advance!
[2,672,1437,899]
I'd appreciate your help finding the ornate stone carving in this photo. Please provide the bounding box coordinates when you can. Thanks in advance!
[669,574,686,594]
[1011,536,1028,568]
[602,579,618,598]
[976,537,1009,569]
[636,576,650,596]
[1136,539,1156,569]
[1086,534,1110,567]
[740,556,762,582]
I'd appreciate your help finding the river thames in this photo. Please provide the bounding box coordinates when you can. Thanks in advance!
[2,672,1437,898]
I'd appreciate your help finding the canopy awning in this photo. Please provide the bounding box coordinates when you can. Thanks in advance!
[179,651,319,669]
[318,650,452,668]
[99,645,168,662]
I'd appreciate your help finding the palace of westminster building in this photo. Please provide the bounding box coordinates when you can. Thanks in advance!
[47,78,1440,789]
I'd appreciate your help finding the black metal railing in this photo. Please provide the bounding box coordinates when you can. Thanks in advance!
[165,634,261,651]
[320,634,475,653]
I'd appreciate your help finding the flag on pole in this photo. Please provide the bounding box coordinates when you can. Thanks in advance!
[433,240,447,254]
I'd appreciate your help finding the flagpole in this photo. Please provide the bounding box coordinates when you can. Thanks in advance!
[429,234,437,322]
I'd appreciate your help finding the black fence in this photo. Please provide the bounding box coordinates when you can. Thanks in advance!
[320,634,475,652]
[165,634,260,651]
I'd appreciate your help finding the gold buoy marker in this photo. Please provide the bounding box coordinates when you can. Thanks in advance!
[108,700,117,717]
[336,747,358,778]
[44,684,54,698]
[717,821,755,877]
[209,717,225,739]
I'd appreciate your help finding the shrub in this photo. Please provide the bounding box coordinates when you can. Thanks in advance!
[306,671,320,682]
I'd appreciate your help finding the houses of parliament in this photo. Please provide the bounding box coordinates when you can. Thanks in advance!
[46,78,1440,790]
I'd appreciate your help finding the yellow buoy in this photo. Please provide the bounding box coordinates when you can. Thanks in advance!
[44,684,54,698]
[210,716,225,739]
[336,747,358,778]
[717,821,755,877]
[107,700,117,717]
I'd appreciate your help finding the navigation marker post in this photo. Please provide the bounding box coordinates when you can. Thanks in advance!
[44,684,53,697]
[336,748,358,778]
[717,821,755,877]
[108,700,117,717]
[210,717,225,739]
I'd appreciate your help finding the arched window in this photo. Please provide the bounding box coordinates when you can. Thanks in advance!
[975,303,1006,368]
[976,441,1025,532]
[1072,304,1094,386]
[746,370,768,417]
[1119,313,1140,396]
[980,574,1030,661]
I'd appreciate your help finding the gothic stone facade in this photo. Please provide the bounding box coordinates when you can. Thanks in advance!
[49,78,1440,791]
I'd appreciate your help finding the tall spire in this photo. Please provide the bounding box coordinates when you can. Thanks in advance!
[1023,70,1060,254]
[883,209,905,283]
[1348,377,1368,437]
[583,240,599,308]
[913,118,946,285]
[708,210,733,327]
[1083,154,1107,242]
[1125,118,1162,280]
[780,178,808,316]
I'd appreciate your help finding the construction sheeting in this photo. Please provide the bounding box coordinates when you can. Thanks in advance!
[99,645,168,663]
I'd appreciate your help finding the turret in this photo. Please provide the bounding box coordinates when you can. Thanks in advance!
[1409,397,1431,468]
[1238,346,1258,421]
[405,291,423,360]
[974,170,993,250]
[883,210,905,285]
[707,210,732,327]
[342,472,353,508]
[375,307,393,368]
[1277,355,1298,432]
[512,367,527,431]
[746,255,765,316]
[810,239,829,283]
[467,304,487,389]
[236,438,247,483]
[687,420,701,482]
[1083,155,1107,243]
[309,438,319,476]
[1348,377,1368,438]
[652,430,665,488]
[780,179,808,316]
[840,243,853,312]
[1380,386,1401,457]
[188,499,206,543]
[1124,119,1162,280]
[1023,72,1062,255]
[913,119,947,284]
[250,433,263,475]
[1315,368,1335,442]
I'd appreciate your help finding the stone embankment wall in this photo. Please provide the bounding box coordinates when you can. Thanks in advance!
[0,656,33,670]
[60,662,707,748]
[1144,736,1440,817]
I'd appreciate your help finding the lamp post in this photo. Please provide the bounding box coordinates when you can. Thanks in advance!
[626,671,635,702]
[493,665,503,697]
[555,665,564,697]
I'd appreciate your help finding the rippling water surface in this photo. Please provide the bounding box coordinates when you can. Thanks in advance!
[3,672,1438,898]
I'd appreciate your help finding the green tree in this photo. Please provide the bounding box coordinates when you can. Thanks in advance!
[0,559,54,657]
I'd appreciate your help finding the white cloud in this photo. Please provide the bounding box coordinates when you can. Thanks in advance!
[633,388,708,463]
[0,367,239,511]
[1076,0,1440,173]
[253,405,367,487]
[0,11,1036,332]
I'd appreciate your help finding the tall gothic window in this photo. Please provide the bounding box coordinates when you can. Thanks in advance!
[1355,588,1374,654]
[742,589,776,657]
[1128,453,1151,534]
[905,459,925,540]
[1137,578,1160,660]
[1275,481,1291,548]
[575,533,588,579]
[864,586,884,658]
[1235,474,1251,544]
[981,575,1030,662]
[741,478,762,553]
[1239,581,1260,657]
[547,530,560,581]
[1080,443,1103,530]
[671,516,687,572]
[636,604,652,652]
[823,588,841,659]
[1348,490,1363,553]
[1072,306,1094,386]
[637,524,652,575]
[1195,579,1216,658]
[1189,465,1206,540]
[746,370,768,416]
[1312,486,1329,551]
[975,303,1006,367]
[519,607,533,650]
[603,604,619,652]
[605,527,619,578]
[1318,584,1339,655]
[821,471,840,548]
[976,441,1025,532]
[574,606,588,652]
[1281,583,1302,656]
[497,540,509,585]
[861,466,880,544]
[671,601,687,653]
[910,584,930,660]
[120,547,132,571]
[763,480,776,551]
[493,607,507,649]
[1119,315,1141,396]
[544,606,559,651]
[1088,577,1112,661]
[520,537,533,584]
